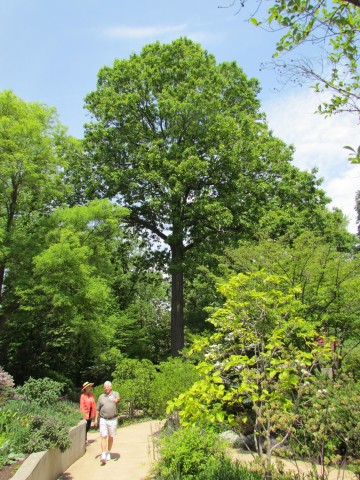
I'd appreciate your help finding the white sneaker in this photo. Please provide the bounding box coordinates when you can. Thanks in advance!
[101,452,107,464]
[106,452,111,461]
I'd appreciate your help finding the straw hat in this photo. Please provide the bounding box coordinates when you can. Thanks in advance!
[81,381,94,392]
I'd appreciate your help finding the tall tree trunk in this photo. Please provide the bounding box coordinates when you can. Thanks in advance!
[170,240,184,356]
[171,270,184,356]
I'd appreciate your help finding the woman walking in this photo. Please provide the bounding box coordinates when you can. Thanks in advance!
[80,381,97,445]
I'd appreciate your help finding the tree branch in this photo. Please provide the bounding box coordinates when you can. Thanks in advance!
[126,212,168,242]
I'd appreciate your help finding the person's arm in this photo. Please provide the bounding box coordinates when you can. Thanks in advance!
[90,396,97,419]
[94,397,101,425]
[79,394,87,418]
[94,408,99,426]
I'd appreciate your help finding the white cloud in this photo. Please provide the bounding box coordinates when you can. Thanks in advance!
[326,165,359,230]
[263,89,360,234]
[102,24,187,39]
[101,24,221,45]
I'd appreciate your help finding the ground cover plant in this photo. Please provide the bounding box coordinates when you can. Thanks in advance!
[0,374,82,470]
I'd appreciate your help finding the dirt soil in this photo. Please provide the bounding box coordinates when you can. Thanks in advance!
[0,457,28,480]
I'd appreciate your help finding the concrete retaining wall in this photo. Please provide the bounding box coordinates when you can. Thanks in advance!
[11,421,86,480]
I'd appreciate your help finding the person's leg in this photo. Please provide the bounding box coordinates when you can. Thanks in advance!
[85,419,91,444]
[99,418,109,463]
[106,419,117,460]
[101,436,108,453]
[108,436,113,451]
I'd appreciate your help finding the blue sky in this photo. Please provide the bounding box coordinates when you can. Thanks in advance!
[1,0,359,232]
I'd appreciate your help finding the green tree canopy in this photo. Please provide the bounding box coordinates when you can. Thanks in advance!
[213,232,360,370]
[0,91,75,331]
[84,37,333,355]
[0,200,129,383]
[0,90,71,222]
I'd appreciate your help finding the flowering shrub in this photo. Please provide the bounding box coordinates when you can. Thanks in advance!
[0,367,15,405]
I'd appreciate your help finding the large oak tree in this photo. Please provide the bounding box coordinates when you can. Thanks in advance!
[84,38,331,355]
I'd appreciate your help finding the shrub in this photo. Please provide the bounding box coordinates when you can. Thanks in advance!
[342,346,360,382]
[0,395,82,466]
[24,415,71,452]
[288,376,360,475]
[199,457,264,480]
[0,367,15,405]
[15,377,64,406]
[153,426,226,480]
[149,358,199,418]
[113,358,157,413]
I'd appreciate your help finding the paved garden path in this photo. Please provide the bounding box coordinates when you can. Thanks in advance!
[58,420,164,480]
[230,450,357,479]
[58,419,356,480]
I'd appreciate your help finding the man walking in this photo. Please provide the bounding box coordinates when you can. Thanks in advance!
[94,381,120,464]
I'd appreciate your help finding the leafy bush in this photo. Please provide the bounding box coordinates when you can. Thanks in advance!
[0,395,82,467]
[288,376,360,475]
[24,415,71,452]
[342,346,360,382]
[113,358,157,413]
[15,377,64,406]
[0,367,14,405]
[149,358,199,418]
[153,425,227,480]
[199,457,264,480]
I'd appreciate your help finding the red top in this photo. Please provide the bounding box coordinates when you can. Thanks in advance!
[80,392,97,420]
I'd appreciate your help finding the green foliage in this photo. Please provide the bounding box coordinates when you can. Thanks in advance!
[0,89,73,295]
[344,145,360,164]
[342,345,360,381]
[0,91,85,384]
[25,415,71,453]
[0,438,25,469]
[288,377,360,473]
[1,199,129,384]
[154,426,227,480]
[149,358,200,418]
[215,232,360,364]
[0,367,14,406]
[87,348,125,385]
[168,270,335,473]
[198,456,264,480]
[111,277,171,364]
[167,259,360,473]
[240,0,360,119]
[0,394,82,467]
[15,377,64,406]
[113,358,157,413]
[84,37,331,355]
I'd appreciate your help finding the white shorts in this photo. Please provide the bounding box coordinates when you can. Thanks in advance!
[99,417,118,437]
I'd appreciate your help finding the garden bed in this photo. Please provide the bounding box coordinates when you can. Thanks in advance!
[0,457,28,480]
